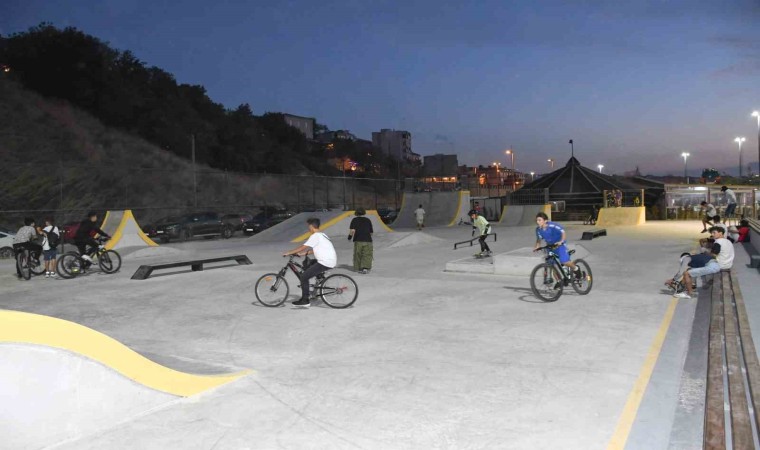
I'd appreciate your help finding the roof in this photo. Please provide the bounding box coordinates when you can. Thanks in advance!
[521,156,641,193]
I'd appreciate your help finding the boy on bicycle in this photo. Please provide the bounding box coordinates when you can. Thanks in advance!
[12,217,42,279]
[283,217,337,307]
[533,212,582,279]
[74,211,110,263]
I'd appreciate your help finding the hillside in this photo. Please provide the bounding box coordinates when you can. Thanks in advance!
[0,78,397,229]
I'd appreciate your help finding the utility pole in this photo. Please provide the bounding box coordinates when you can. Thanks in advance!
[191,134,197,208]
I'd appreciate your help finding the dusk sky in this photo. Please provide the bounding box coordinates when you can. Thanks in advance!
[3,0,760,176]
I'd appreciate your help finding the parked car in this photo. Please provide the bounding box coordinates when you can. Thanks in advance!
[377,208,399,225]
[221,213,255,234]
[242,209,295,236]
[0,229,14,258]
[141,216,178,239]
[155,212,233,243]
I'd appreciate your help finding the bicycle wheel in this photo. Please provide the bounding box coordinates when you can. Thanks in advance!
[16,251,31,280]
[57,252,82,279]
[30,255,45,276]
[98,250,122,274]
[529,262,563,302]
[319,274,358,308]
[255,273,289,307]
[571,259,593,295]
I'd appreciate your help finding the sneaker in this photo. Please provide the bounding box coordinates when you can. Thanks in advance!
[360,269,368,274]
[674,292,691,299]
[82,255,94,263]
[292,298,310,307]
[700,229,708,233]
[45,272,50,278]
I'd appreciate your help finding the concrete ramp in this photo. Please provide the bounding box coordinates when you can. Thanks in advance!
[102,210,159,250]
[0,310,250,449]
[392,191,470,228]
[498,204,551,226]
[248,211,341,243]
[291,210,392,243]
[596,207,645,226]
[445,244,589,275]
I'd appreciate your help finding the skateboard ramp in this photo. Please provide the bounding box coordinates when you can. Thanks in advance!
[498,204,551,226]
[291,210,392,242]
[0,310,250,449]
[596,207,645,226]
[249,210,392,243]
[392,191,470,228]
[101,210,159,250]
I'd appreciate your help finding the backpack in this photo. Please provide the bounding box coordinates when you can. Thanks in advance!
[46,227,61,248]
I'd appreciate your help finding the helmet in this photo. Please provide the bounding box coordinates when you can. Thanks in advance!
[468,209,478,215]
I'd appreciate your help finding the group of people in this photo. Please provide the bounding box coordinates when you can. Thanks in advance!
[12,211,110,280]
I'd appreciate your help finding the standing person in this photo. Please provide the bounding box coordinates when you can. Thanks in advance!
[414,204,426,230]
[614,189,623,207]
[74,211,110,263]
[533,212,582,279]
[699,201,717,233]
[12,218,42,279]
[283,217,337,307]
[469,209,492,257]
[348,208,373,274]
[676,226,734,299]
[721,186,737,223]
[40,217,60,278]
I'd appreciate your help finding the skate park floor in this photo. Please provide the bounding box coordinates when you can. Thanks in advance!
[1,221,759,449]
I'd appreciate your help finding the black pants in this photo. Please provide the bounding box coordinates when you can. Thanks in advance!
[478,234,491,252]
[300,262,329,300]
[13,242,42,276]
[75,238,99,257]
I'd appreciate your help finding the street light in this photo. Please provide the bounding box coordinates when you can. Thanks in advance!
[681,152,690,184]
[752,111,760,177]
[735,137,746,177]
[547,158,554,170]
[506,149,515,190]
[530,171,535,181]
[597,164,604,174]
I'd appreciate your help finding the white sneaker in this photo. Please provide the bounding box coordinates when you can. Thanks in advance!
[45,272,50,278]
[674,292,691,299]
[82,255,93,263]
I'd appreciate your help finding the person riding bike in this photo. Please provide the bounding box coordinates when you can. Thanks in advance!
[282,217,337,307]
[533,212,582,280]
[13,217,43,279]
[74,211,110,264]
[469,209,492,257]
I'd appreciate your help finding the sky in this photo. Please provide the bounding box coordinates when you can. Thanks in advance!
[3,0,760,176]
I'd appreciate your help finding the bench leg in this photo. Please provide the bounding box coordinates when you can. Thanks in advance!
[191,263,203,271]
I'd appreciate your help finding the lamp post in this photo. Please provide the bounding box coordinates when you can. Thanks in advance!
[505,149,515,191]
[530,171,535,182]
[547,158,554,170]
[597,164,604,174]
[681,152,690,184]
[752,111,760,177]
[735,137,746,177]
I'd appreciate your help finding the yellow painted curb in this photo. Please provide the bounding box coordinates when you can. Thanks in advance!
[291,211,354,242]
[498,205,508,223]
[0,310,251,397]
[105,210,159,250]
[606,298,678,449]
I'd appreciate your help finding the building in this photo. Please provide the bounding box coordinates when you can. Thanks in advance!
[282,114,315,140]
[372,129,419,162]
[422,154,458,177]
[314,129,357,143]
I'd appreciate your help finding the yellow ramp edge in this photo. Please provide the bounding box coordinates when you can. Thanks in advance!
[291,211,355,242]
[105,210,159,250]
[367,209,394,233]
[447,190,467,226]
[0,310,251,397]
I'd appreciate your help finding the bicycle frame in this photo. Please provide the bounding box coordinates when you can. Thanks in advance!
[278,256,325,288]
[539,246,574,285]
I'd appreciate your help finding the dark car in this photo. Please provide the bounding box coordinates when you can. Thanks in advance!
[155,212,233,243]
[377,208,398,225]
[221,213,255,234]
[242,209,294,236]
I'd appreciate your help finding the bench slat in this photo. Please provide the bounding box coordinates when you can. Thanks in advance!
[704,275,726,449]
[729,270,760,437]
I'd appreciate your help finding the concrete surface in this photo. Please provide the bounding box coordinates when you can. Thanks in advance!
[1,220,759,449]
[391,191,470,228]
[497,204,552,226]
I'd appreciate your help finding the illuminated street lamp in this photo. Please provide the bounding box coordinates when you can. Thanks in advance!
[597,164,604,174]
[530,171,535,181]
[547,158,554,170]
[735,137,746,177]
[505,149,515,190]
[681,152,690,184]
[752,111,760,177]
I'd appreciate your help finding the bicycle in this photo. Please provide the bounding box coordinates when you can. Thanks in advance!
[56,237,122,279]
[15,246,45,280]
[254,255,358,308]
[529,245,593,302]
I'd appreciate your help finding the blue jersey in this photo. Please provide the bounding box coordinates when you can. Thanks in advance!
[536,221,565,245]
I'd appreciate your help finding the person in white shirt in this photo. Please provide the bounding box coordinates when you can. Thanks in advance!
[40,217,60,278]
[283,217,337,307]
[414,204,425,230]
[676,226,734,299]
[721,186,737,223]
[700,201,718,233]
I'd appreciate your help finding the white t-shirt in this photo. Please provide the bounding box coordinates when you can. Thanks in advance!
[42,225,59,251]
[724,189,737,204]
[304,232,336,268]
[414,208,425,220]
[713,237,734,270]
[704,204,717,217]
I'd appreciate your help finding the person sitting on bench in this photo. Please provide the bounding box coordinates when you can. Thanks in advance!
[676,226,734,299]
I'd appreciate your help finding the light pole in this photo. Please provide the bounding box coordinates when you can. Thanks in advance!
[752,111,760,177]
[597,164,604,174]
[506,149,515,191]
[569,139,574,158]
[547,158,554,170]
[530,171,535,181]
[735,137,746,177]
[681,152,690,184]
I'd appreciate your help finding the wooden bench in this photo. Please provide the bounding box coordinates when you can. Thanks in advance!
[453,233,497,250]
[131,255,252,280]
[703,269,760,448]
[581,229,607,240]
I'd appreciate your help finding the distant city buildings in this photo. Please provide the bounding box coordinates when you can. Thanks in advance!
[314,129,357,143]
[372,129,420,163]
[282,114,315,140]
